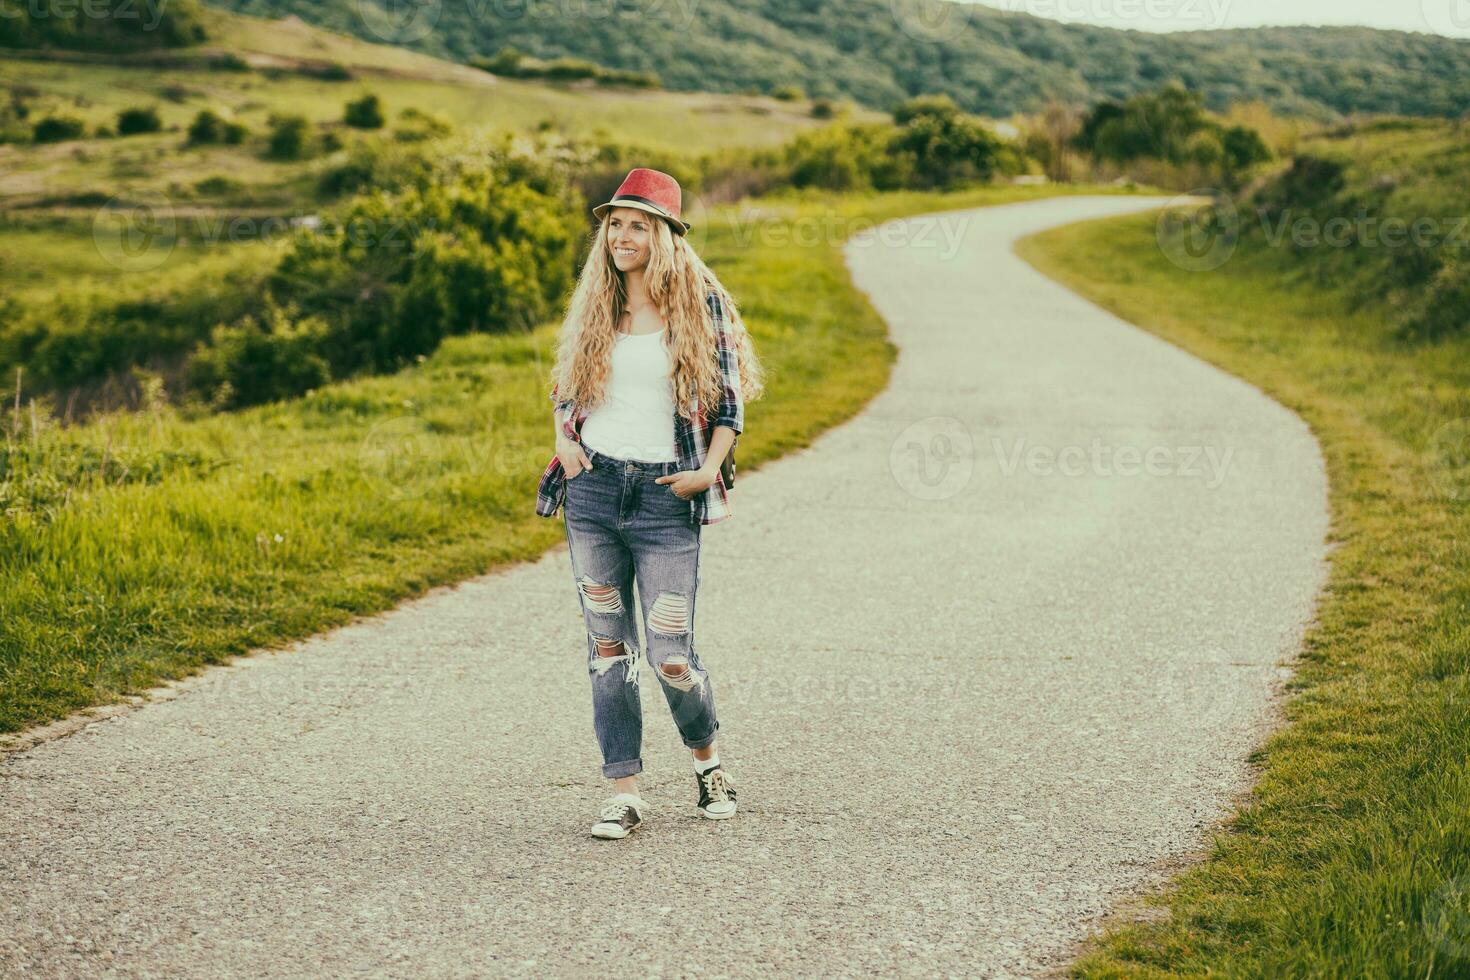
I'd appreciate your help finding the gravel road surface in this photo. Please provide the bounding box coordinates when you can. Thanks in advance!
[1,195,1329,978]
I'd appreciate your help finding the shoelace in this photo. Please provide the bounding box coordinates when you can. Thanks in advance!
[598,798,632,823]
[700,768,732,802]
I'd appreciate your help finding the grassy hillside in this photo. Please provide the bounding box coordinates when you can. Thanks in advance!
[0,4,878,333]
[1231,117,1470,344]
[204,0,1470,119]
[1017,120,1470,977]
[0,8,854,215]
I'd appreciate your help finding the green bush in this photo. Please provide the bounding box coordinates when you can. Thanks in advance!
[783,123,890,191]
[888,104,1010,189]
[194,174,242,196]
[541,57,599,82]
[343,93,385,129]
[184,306,333,409]
[116,106,162,136]
[1074,83,1273,188]
[186,109,222,144]
[187,109,248,146]
[268,153,582,380]
[392,106,451,143]
[1222,125,1272,171]
[1397,257,1470,341]
[596,68,659,89]
[315,139,436,198]
[266,113,312,160]
[304,62,354,81]
[467,48,657,88]
[474,45,525,76]
[892,93,960,126]
[782,107,1020,194]
[32,115,85,143]
[771,84,804,102]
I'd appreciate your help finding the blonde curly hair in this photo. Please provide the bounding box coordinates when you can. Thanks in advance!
[549,210,765,422]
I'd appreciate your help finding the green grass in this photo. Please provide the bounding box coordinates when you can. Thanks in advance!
[1017,209,1470,977]
[0,183,1137,737]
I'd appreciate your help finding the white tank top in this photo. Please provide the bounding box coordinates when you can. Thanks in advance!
[578,330,678,462]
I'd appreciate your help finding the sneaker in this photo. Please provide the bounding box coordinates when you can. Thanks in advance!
[590,792,645,839]
[695,765,737,820]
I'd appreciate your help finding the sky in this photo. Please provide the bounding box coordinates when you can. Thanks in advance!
[974,0,1470,37]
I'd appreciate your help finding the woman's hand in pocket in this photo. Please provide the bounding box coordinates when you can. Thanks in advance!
[656,466,714,500]
[557,436,593,480]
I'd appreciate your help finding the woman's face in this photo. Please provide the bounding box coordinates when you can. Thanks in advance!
[607,207,655,273]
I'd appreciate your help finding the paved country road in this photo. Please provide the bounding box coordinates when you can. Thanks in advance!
[1,196,1329,978]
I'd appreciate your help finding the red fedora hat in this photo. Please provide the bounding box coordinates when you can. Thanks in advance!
[592,167,691,236]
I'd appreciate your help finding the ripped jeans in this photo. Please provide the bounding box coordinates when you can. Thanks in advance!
[563,445,719,779]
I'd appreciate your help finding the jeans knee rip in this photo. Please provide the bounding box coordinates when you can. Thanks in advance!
[589,633,638,685]
[579,577,624,615]
[658,655,704,693]
[648,591,690,636]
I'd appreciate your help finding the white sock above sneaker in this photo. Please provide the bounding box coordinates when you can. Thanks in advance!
[694,753,720,774]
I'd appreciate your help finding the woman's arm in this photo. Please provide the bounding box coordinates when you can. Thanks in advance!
[709,293,745,438]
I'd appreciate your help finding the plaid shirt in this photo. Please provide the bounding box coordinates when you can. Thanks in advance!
[535,287,745,527]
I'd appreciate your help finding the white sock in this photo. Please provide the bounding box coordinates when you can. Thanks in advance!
[694,753,720,774]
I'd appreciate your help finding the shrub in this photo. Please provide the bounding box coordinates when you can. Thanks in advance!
[266,113,312,160]
[268,152,583,379]
[116,107,163,137]
[187,108,223,145]
[194,175,241,196]
[1222,124,1272,171]
[315,139,436,198]
[541,57,599,82]
[892,93,959,126]
[1074,83,1274,188]
[187,109,249,146]
[783,122,888,191]
[771,84,804,102]
[475,46,525,76]
[305,62,353,81]
[343,93,384,130]
[1396,256,1470,342]
[392,107,451,143]
[32,115,85,143]
[888,110,1009,189]
[596,68,659,89]
[185,306,333,409]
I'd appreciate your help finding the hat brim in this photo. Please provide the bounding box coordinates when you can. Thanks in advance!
[593,198,690,235]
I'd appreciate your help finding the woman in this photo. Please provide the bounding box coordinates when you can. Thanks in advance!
[534,168,765,839]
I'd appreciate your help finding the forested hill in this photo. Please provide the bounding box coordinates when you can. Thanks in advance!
[201,0,1470,119]
[0,0,208,50]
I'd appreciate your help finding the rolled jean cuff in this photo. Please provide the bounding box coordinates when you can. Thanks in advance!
[602,758,643,779]
[682,723,719,751]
